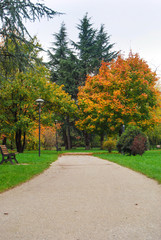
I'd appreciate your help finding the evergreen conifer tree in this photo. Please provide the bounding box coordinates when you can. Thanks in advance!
[48,22,79,99]
[48,23,80,149]
[73,14,117,85]
[94,24,118,74]
[0,0,59,77]
[72,13,96,86]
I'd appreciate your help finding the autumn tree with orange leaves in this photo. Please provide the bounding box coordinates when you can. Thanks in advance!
[76,52,160,149]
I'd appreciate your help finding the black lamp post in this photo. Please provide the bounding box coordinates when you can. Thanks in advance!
[36,98,44,156]
[55,120,58,151]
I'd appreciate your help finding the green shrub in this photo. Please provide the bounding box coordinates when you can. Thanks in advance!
[117,125,148,155]
[26,137,38,150]
[103,138,116,153]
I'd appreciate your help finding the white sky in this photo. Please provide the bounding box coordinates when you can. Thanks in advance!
[26,0,161,79]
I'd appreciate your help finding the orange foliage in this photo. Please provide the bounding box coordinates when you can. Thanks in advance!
[33,124,61,140]
[76,52,160,133]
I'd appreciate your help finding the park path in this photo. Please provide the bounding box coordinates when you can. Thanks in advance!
[0,154,161,240]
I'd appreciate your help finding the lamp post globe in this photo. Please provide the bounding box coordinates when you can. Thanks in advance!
[36,98,44,105]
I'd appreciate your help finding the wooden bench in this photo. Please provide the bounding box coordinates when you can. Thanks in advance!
[0,145,18,165]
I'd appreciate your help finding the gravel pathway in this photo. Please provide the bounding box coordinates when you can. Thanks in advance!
[0,154,161,240]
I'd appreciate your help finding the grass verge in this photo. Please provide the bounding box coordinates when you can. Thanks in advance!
[94,150,161,184]
[1,148,161,193]
[0,150,58,193]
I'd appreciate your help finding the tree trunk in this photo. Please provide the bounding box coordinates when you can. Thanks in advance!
[84,131,91,150]
[100,132,104,150]
[62,116,72,150]
[66,116,72,149]
[22,131,26,152]
[15,129,26,153]
[62,128,68,150]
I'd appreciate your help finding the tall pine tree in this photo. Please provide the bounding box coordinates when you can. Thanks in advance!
[48,22,79,99]
[94,24,118,74]
[48,23,80,149]
[72,13,96,86]
[73,13,118,85]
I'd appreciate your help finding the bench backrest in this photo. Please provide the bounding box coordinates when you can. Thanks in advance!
[0,145,9,155]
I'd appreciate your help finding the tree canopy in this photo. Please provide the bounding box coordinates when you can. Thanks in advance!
[76,52,159,136]
[0,0,59,77]
[0,63,77,152]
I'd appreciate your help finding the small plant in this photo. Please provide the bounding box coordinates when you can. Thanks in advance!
[103,138,116,153]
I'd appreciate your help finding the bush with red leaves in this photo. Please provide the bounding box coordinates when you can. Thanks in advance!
[130,134,147,156]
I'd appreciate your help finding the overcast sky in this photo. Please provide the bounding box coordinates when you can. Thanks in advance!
[26,0,161,79]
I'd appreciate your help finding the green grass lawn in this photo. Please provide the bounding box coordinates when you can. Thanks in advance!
[94,150,161,184]
[0,150,58,193]
[1,148,161,193]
